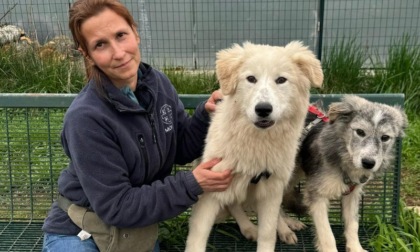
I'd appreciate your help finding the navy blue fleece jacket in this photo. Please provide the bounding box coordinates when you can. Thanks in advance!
[42,63,208,234]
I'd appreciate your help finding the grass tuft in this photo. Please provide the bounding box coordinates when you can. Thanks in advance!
[0,44,86,93]
[370,201,420,252]
[320,37,368,93]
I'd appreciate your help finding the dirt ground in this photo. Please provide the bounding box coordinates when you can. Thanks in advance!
[401,170,420,207]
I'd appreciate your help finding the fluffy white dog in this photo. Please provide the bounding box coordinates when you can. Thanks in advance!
[185,41,323,252]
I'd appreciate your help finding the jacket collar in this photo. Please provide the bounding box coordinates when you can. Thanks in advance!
[95,63,156,113]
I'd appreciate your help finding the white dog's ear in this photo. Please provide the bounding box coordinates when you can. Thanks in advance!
[286,41,323,88]
[216,43,245,95]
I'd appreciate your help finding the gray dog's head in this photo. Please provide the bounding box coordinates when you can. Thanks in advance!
[327,95,408,174]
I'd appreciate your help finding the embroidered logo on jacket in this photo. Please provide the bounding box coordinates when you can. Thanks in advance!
[160,104,173,132]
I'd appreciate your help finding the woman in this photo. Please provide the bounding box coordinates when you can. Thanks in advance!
[41,0,232,251]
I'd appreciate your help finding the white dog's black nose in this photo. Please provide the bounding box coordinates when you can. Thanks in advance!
[255,102,272,118]
[362,158,376,169]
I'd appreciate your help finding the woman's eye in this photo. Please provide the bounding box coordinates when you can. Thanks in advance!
[356,129,365,137]
[95,41,105,49]
[381,135,390,142]
[246,76,257,83]
[275,77,287,84]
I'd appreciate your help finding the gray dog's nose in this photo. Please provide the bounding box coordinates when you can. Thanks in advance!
[255,102,272,118]
[362,158,376,169]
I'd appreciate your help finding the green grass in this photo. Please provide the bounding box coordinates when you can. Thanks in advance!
[370,201,420,252]
[370,35,420,113]
[164,68,218,94]
[400,114,420,206]
[0,44,85,93]
[321,37,369,93]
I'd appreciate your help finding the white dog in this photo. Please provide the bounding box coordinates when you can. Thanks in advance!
[185,41,323,252]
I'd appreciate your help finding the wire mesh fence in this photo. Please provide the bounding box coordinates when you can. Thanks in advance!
[0,0,419,69]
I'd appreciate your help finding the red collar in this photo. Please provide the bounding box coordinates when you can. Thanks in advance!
[308,105,329,122]
[343,183,358,196]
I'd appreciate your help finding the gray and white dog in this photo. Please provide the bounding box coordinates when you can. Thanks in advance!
[290,95,408,252]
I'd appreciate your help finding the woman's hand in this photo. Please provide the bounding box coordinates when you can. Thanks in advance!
[204,90,223,113]
[192,158,232,192]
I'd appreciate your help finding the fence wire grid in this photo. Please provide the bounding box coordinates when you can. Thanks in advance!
[1,0,419,69]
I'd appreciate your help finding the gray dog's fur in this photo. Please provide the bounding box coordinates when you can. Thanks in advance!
[287,95,408,252]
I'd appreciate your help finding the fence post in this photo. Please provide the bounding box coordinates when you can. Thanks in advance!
[316,0,325,61]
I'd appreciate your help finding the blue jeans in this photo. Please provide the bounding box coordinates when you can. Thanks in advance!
[42,232,160,252]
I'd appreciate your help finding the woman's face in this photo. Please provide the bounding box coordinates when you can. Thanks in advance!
[80,8,141,89]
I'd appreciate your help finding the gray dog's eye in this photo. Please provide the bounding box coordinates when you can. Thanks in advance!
[275,77,287,84]
[356,129,365,137]
[246,76,257,83]
[381,135,390,142]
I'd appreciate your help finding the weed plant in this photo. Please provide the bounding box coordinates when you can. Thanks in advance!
[370,35,420,113]
[370,201,420,252]
[320,37,368,93]
[164,68,218,94]
[0,44,85,93]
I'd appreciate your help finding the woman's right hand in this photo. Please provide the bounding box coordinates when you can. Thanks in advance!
[192,158,233,192]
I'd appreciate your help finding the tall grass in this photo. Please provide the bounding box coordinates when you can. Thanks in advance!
[164,69,218,94]
[320,37,369,93]
[370,201,420,252]
[0,44,85,93]
[321,35,420,115]
[371,35,420,113]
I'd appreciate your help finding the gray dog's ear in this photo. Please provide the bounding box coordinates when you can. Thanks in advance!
[216,43,246,95]
[287,41,324,88]
[328,100,354,123]
[391,105,409,137]
[329,95,370,123]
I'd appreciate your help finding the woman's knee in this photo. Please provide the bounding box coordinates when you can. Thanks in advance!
[43,233,99,252]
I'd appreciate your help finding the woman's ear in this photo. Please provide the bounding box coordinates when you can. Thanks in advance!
[78,47,88,58]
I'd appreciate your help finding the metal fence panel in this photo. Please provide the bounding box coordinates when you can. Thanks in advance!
[1,1,419,67]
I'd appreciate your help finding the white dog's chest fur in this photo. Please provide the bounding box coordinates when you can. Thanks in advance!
[202,98,305,205]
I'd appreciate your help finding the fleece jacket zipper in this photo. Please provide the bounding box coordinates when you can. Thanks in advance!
[148,112,163,166]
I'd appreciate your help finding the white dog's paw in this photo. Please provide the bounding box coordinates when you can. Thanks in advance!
[240,224,258,241]
[316,241,338,252]
[316,247,338,252]
[278,230,298,245]
[346,244,368,252]
[285,217,306,231]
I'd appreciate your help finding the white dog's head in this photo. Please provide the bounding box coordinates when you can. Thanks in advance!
[216,41,323,129]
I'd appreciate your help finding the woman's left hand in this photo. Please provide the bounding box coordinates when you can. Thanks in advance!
[205,89,223,113]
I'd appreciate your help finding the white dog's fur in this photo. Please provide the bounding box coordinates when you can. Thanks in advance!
[185,41,323,252]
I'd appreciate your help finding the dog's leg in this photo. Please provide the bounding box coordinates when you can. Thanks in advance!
[283,210,306,231]
[277,208,305,244]
[308,197,338,252]
[342,189,367,252]
[256,190,282,251]
[228,203,258,241]
[185,194,222,252]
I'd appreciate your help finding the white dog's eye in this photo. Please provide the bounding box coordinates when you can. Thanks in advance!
[356,129,365,137]
[381,135,390,142]
[275,77,287,84]
[246,76,257,83]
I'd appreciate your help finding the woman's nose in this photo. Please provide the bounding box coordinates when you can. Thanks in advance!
[112,43,125,59]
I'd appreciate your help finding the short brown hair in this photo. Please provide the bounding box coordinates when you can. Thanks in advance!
[69,0,138,84]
